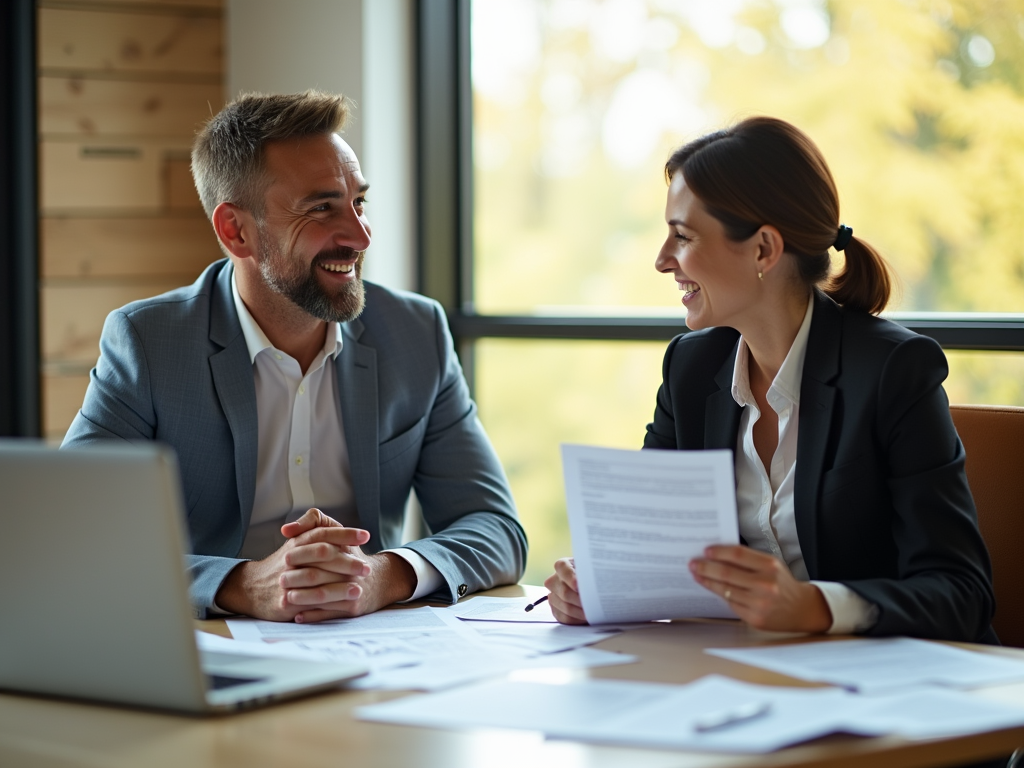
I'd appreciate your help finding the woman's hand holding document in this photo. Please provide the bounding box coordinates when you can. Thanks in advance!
[559,444,740,624]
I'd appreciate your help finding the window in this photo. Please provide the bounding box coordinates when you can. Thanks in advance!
[418,0,1024,584]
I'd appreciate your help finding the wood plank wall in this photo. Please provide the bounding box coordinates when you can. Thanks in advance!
[38,0,225,441]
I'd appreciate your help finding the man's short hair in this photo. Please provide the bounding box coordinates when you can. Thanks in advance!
[191,90,351,220]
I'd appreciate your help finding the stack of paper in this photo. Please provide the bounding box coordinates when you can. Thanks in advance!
[355,673,1024,752]
[207,605,640,691]
[201,592,1024,753]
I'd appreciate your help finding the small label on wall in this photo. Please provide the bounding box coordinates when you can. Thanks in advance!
[80,146,141,160]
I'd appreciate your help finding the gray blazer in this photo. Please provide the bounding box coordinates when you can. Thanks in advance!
[63,260,527,616]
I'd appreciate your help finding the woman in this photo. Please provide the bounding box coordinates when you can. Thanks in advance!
[546,117,995,643]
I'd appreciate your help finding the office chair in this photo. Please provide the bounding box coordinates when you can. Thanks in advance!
[949,405,1024,649]
[950,405,1024,768]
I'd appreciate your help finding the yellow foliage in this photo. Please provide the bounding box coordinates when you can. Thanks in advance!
[470,0,1024,581]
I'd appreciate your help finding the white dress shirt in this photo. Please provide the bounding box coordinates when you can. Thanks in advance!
[230,275,443,600]
[731,296,878,634]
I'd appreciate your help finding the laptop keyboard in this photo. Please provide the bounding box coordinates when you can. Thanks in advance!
[207,674,264,690]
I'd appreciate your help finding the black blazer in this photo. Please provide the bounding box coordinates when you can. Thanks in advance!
[644,291,996,643]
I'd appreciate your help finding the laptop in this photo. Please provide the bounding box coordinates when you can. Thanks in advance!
[0,440,367,714]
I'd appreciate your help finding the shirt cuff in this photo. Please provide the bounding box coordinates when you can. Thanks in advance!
[386,548,445,602]
[811,581,880,635]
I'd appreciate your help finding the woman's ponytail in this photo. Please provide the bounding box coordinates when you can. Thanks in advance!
[824,235,893,315]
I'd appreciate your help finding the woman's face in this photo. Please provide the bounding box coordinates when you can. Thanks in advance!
[655,171,760,331]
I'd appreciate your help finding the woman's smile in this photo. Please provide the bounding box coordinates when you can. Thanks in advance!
[678,281,701,302]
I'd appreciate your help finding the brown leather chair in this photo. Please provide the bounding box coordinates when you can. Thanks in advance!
[950,404,1024,648]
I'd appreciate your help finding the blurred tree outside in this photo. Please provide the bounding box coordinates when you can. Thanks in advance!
[470,0,1024,585]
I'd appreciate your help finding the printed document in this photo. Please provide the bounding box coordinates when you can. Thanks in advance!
[222,607,636,691]
[227,606,464,643]
[561,444,739,623]
[357,673,1024,752]
[448,595,559,623]
[707,637,1024,692]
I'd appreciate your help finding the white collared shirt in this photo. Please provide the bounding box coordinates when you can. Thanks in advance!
[234,278,354,538]
[731,296,878,634]
[229,274,442,601]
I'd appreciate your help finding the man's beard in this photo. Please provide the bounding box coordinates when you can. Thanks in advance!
[256,233,366,323]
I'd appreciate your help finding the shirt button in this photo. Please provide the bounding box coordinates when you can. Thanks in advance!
[295,456,303,465]
[299,385,305,395]
[274,353,283,361]
[457,584,468,597]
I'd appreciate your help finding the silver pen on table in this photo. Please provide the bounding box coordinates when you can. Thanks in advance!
[692,701,773,733]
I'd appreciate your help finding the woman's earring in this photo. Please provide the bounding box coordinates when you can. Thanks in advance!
[758,270,763,280]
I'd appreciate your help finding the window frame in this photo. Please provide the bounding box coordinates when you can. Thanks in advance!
[0,0,40,438]
[419,0,1024,378]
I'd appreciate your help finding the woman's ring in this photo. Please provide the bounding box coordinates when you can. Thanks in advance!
[724,589,732,601]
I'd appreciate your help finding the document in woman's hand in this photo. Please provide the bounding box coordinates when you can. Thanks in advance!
[561,444,740,624]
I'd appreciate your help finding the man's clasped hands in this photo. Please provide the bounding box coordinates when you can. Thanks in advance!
[215,508,416,623]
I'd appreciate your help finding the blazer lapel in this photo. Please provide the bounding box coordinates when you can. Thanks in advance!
[208,263,258,538]
[337,317,382,550]
[705,340,742,451]
[794,292,842,578]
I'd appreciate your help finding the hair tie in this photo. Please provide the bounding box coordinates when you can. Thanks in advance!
[834,224,853,251]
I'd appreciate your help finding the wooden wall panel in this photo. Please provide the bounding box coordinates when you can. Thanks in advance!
[42,281,185,369]
[41,217,219,279]
[39,0,224,441]
[165,153,203,209]
[41,139,201,213]
[41,140,164,211]
[50,1,221,9]
[43,374,90,440]
[38,8,222,77]
[39,77,220,137]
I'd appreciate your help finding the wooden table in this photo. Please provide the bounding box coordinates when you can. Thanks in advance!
[3,584,1023,768]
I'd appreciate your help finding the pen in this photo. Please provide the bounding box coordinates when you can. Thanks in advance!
[524,595,549,612]
[692,701,772,733]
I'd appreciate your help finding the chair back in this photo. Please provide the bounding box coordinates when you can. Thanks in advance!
[950,404,1024,648]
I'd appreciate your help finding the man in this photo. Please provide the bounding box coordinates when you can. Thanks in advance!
[63,91,527,621]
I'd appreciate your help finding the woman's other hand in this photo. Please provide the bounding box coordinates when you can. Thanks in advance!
[544,557,588,625]
[689,545,833,633]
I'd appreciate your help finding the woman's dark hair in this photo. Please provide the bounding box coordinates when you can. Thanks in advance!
[665,117,892,314]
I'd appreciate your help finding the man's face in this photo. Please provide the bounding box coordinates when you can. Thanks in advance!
[254,133,372,323]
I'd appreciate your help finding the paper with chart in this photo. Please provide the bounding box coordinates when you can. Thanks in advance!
[226,607,492,678]
[561,444,739,624]
[227,606,482,647]
[223,606,636,691]
[196,628,422,671]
